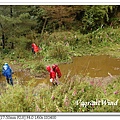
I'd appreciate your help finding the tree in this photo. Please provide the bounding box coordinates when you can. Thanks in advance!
[0,6,11,49]
[80,5,117,34]
[29,5,47,34]
[37,5,86,32]
[0,5,37,49]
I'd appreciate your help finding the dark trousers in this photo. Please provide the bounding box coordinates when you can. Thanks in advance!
[6,75,13,86]
[32,48,35,54]
[52,79,58,86]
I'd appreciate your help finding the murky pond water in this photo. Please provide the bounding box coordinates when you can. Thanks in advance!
[60,55,120,78]
[0,55,120,86]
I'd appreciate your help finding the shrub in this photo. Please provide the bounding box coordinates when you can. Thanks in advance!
[49,41,71,62]
[0,83,35,112]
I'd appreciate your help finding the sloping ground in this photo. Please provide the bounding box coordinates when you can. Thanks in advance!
[85,75,120,88]
[99,44,120,58]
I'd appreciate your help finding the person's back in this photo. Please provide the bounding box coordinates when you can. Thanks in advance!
[34,45,39,52]
[52,64,62,78]
[31,43,39,53]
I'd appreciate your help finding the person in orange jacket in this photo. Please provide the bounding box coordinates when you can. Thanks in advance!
[46,66,58,86]
[31,43,39,54]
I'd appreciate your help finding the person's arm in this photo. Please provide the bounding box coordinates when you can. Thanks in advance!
[10,67,14,74]
[50,71,56,82]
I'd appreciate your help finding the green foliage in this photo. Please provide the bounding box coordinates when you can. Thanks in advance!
[33,62,47,76]
[0,5,37,51]
[0,76,120,112]
[0,5,120,113]
[0,5,119,61]
[9,36,32,59]
[29,6,47,33]
[0,84,35,112]
[71,27,120,56]
[49,41,71,62]
[0,61,3,73]
[40,31,78,61]
[81,5,116,33]
[49,31,77,46]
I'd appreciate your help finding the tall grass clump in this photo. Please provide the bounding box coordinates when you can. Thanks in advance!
[72,27,120,56]
[42,31,76,46]
[49,41,72,62]
[21,60,47,77]
[79,27,120,46]
[0,83,36,112]
[33,62,47,77]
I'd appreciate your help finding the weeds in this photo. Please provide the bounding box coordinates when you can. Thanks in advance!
[49,41,71,62]
[0,76,119,112]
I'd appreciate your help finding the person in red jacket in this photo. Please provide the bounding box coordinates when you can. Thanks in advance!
[52,64,62,78]
[31,43,39,54]
[46,66,58,86]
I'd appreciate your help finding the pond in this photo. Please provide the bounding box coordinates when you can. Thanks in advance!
[0,55,120,86]
[59,55,120,78]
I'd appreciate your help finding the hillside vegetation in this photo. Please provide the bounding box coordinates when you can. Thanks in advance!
[0,75,120,112]
[0,5,120,112]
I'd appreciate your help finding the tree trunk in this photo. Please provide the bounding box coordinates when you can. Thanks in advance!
[0,23,5,49]
[10,5,14,49]
[41,17,47,35]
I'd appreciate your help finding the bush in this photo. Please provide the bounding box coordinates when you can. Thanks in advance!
[0,83,35,112]
[34,62,47,76]
[80,6,116,34]
[49,41,71,62]
[10,36,32,59]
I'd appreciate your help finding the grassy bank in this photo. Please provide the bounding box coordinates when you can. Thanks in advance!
[1,27,120,75]
[0,75,120,112]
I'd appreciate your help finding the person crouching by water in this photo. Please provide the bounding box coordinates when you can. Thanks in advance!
[46,66,58,86]
[2,63,14,86]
